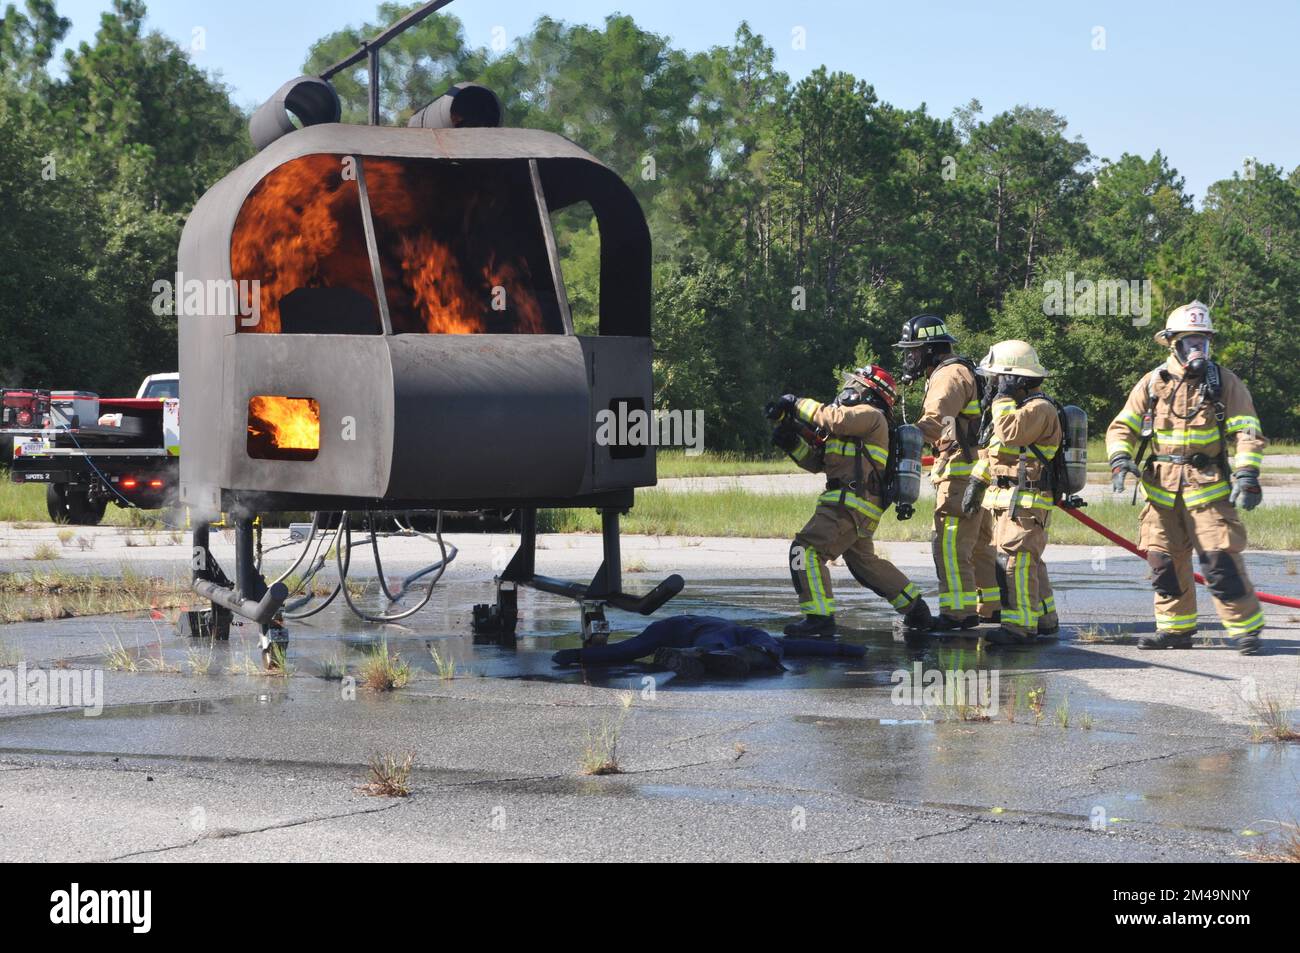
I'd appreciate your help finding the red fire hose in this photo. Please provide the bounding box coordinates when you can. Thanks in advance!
[1056,503,1300,610]
[921,455,1300,607]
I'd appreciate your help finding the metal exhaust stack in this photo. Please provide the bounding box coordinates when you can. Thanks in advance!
[178,0,681,651]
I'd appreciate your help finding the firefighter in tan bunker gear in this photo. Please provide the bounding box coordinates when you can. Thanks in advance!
[1107,301,1267,655]
[961,341,1063,646]
[771,366,933,638]
[894,315,1002,631]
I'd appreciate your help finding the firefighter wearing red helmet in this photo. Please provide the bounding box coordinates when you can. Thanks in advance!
[1106,301,1268,654]
[770,365,933,638]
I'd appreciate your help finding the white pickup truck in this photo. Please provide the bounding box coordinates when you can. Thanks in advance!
[7,374,181,525]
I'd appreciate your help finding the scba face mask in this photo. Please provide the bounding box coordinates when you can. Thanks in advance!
[899,347,929,383]
[1175,333,1212,377]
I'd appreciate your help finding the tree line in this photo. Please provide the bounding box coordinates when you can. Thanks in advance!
[2,1,1297,445]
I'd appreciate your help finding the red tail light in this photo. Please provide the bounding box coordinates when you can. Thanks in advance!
[16,410,32,427]
[149,479,164,489]
[122,478,138,489]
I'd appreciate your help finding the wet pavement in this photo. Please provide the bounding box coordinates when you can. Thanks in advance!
[1,532,1298,862]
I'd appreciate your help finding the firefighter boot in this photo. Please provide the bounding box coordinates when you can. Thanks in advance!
[784,614,837,638]
[902,598,934,631]
[983,627,1033,647]
[1138,631,1195,650]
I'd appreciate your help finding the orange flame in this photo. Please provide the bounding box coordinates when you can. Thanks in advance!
[230,155,377,334]
[248,397,320,455]
[230,154,553,336]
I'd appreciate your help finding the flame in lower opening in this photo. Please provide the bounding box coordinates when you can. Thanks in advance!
[248,397,320,454]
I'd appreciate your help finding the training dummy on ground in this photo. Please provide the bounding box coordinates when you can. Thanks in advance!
[551,615,866,678]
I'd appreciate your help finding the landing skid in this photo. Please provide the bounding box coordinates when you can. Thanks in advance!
[472,508,683,646]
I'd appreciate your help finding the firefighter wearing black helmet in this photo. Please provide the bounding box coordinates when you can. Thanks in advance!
[894,315,1002,631]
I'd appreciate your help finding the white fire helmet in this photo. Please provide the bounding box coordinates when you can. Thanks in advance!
[1154,300,1214,345]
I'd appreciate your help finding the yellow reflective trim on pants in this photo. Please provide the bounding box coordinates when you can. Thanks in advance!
[938,517,975,610]
[1002,552,1036,628]
[1224,611,1265,635]
[1155,611,1198,633]
[1235,452,1263,470]
[891,583,920,610]
[802,545,833,616]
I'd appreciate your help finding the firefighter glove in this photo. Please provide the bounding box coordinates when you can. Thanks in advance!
[1230,469,1262,511]
[961,479,988,515]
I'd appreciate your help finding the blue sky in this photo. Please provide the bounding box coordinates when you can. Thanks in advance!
[49,0,1299,203]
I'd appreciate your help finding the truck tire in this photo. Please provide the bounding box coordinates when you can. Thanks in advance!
[46,484,67,522]
[65,490,107,526]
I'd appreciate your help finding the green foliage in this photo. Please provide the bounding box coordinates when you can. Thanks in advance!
[1,2,1297,448]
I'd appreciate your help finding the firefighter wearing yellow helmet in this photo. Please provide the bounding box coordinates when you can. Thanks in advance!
[1106,301,1268,654]
[961,341,1063,646]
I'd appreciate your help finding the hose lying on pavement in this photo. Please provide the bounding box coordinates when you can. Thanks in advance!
[1056,503,1300,610]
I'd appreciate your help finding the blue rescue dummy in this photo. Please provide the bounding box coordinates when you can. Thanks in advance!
[552,614,865,679]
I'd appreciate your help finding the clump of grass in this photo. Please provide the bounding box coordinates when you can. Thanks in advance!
[1248,694,1300,743]
[187,642,215,676]
[581,691,634,776]
[428,645,456,681]
[76,535,94,552]
[57,528,75,547]
[263,643,292,676]
[1075,624,1108,644]
[320,655,346,681]
[1080,710,1096,731]
[104,635,138,672]
[226,652,263,676]
[27,542,60,561]
[1055,696,1071,729]
[359,640,411,692]
[624,557,649,573]
[1285,559,1298,577]
[359,752,414,797]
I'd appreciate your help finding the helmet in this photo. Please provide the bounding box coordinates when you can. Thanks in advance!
[977,340,1051,378]
[894,314,958,383]
[844,365,899,410]
[1154,300,1214,345]
[894,314,958,348]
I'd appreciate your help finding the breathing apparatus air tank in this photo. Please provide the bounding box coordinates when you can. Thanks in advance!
[1062,405,1088,495]
[893,423,924,511]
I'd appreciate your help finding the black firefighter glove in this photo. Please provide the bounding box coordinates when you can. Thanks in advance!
[1230,469,1262,511]
[771,420,799,452]
[773,394,798,419]
[961,478,989,516]
[1109,453,1142,494]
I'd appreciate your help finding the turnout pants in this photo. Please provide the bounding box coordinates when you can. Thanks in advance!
[932,479,1002,621]
[791,502,921,617]
[1138,497,1263,637]
[991,507,1051,636]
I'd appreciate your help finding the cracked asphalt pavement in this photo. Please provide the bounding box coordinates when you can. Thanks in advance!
[1,529,1297,861]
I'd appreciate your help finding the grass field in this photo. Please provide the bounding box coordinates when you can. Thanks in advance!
[0,479,163,528]
[538,488,1300,550]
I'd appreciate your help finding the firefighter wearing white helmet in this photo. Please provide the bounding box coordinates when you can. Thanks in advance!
[961,341,1063,646]
[1106,301,1268,654]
